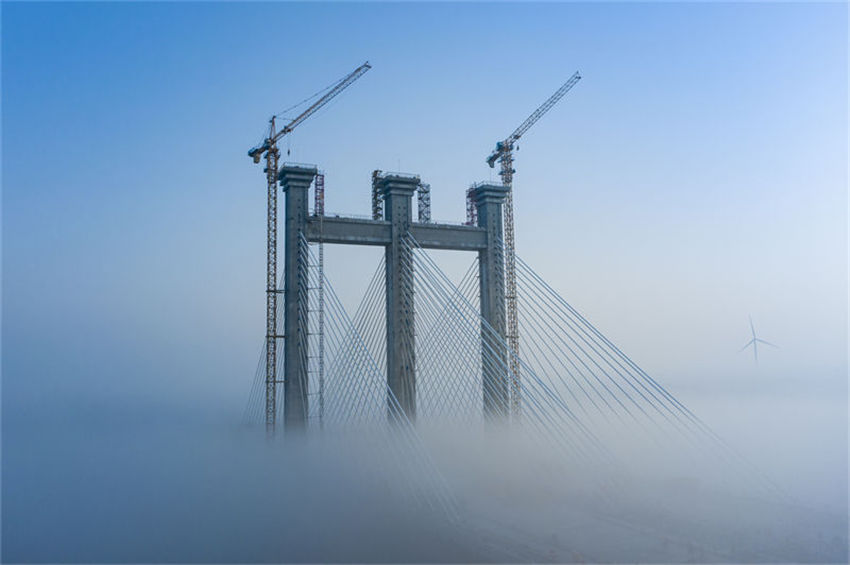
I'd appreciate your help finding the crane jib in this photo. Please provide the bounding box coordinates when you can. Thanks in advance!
[272,62,371,144]
[485,71,580,167]
[247,62,372,160]
[507,71,581,144]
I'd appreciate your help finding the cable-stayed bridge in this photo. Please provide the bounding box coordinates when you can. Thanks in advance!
[242,165,783,522]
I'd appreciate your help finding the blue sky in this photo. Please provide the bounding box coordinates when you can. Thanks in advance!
[3,2,847,421]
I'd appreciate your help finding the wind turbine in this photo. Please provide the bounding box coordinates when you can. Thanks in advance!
[739,316,777,365]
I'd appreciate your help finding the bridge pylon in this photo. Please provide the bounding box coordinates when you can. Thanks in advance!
[278,167,510,430]
[279,165,318,431]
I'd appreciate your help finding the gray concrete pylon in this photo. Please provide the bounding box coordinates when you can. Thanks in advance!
[279,164,318,431]
[380,174,420,421]
[473,183,510,417]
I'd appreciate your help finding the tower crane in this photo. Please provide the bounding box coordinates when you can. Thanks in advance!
[249,61,371,435]
[486,70,581,418]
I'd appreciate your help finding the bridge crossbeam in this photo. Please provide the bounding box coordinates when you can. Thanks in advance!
[304,216,488,251]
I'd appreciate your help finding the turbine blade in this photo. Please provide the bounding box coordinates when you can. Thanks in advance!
[738,339,755,353]
[756,338,778,348]
[749,315,756,339]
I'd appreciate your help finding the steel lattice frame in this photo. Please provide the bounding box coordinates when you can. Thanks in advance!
[499,150,521,418]
[265,120,281,434]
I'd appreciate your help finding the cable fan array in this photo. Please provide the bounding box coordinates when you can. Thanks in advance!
[244,234,785,504]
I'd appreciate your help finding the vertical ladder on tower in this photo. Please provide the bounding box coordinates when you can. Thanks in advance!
[314,173,326,427]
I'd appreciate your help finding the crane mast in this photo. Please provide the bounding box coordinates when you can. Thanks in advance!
[249,62,371,435]
[263,117,281,435]
[487,70,581,419]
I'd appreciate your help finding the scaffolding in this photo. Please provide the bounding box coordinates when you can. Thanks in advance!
[417,182,431,223]
[371,170,383,220]
[465,186,477,226]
